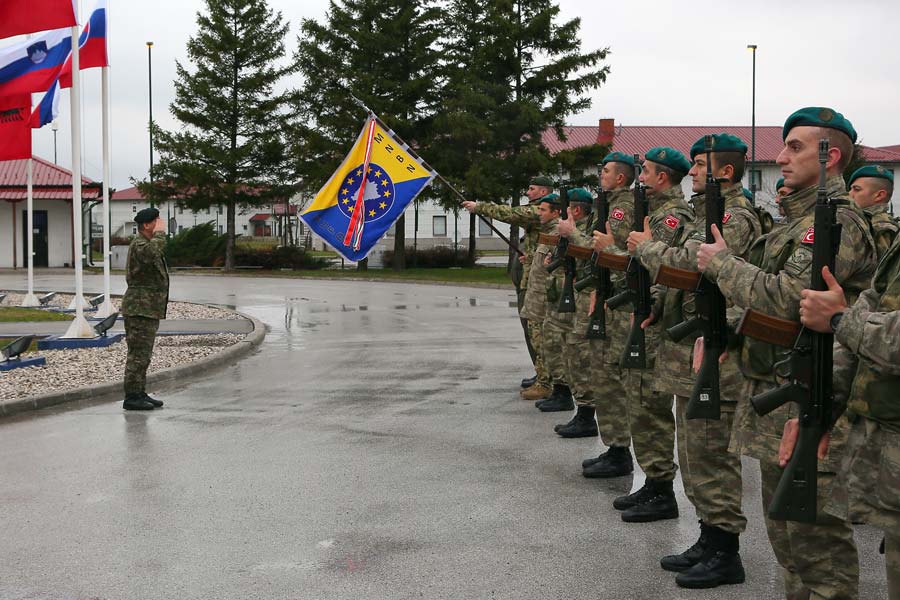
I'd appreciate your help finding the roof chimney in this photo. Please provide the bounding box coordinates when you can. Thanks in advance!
[598,118,615,146]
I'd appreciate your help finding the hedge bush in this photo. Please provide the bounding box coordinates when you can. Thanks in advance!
[234,245,329,270]
[382,246,477,268]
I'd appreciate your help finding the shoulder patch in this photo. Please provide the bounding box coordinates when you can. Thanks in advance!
[801,227,815,245]
[664,215,680,229]
[722,212,732,224]
[611,208,625,221]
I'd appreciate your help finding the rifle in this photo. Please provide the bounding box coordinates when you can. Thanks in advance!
[573,186,613,339]
[546,168,576,313]
[606,154,652,369]
[739,139,842,523]
[658,135,729,420]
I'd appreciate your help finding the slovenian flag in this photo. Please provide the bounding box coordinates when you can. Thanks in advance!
[0,94,32,161]
[300,115,436,262]
[60,0,109,88]
[30,77,60,129]
[0,28,72,98]
[0,0,77,40]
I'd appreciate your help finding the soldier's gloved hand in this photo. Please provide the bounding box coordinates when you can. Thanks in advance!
[697,224,729,271]
[558,214,576,238]
[626,217,652,254]
[462,201,477,213]
[779,417,831,467]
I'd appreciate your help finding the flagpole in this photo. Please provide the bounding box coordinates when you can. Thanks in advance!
[21,157,39,306]
[63,21,93,338]
[96,65,114,317]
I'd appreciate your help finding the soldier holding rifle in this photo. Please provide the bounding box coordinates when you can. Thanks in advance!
[696,107,877,600]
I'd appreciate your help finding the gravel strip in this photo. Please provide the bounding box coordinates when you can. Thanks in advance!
[0,291,242,320]
[0,333,243,401]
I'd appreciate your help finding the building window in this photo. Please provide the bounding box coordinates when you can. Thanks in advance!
[478,217,493,236]
[218,225,224,234]
[243,224,248,231]
[178,206,183,214]
[206,207,211,214]
[131,226,137,235]
[132,204,137,213]
[386,223,395,237]
[218,205,223,215]
[178,226,184,233]
[749,170,762,191]
[433,215,447,237]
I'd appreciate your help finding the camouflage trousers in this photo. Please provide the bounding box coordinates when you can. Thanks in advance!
[760,461,859,600]
[124,315,159,396]
[675,396,746,534]
[887,534,900,600]
[627,370,677,481]
[517,288,537,367]
[541,317,570,386]
[527,320,550,387]
[591,362,631,448]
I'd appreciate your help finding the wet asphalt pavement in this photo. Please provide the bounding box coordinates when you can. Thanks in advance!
[0,272,887,599]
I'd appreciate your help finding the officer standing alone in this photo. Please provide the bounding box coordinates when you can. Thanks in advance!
[121,208,169,411]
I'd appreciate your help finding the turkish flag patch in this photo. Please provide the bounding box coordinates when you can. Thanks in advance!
[722,212,732,224]
[664,215,680,229]
[611,208,625,221]
[801,227,815,245]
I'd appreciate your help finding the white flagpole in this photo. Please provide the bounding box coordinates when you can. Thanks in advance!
[63,20,94,338]
[97,65,114,317]
[21,158,39,306]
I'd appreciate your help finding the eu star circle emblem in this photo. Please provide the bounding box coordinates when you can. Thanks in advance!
[337,163,396,222]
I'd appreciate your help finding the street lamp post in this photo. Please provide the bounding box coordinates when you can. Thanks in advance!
[147,41,156,211]
[51,119,58,164]
[748,44,757,203]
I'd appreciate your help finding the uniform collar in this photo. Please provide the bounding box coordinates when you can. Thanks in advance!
[780,175,846,221]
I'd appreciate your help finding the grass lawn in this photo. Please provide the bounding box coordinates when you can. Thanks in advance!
[0,307,74,323]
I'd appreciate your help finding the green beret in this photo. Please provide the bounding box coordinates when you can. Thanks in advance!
[689,133,748,159]
[782,107,857,143]
[742,188,753,201]
[644,146,691,174]
[568,187,593,203]
[539,193,560,206]
[134,207,160,224]
[601,152,635,167]
[849,165,894,186]
[530,176,554,188]
[776,177,786,190]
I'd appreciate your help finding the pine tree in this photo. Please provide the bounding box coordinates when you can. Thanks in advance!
[294,0,441,271]
[140,0,297,270]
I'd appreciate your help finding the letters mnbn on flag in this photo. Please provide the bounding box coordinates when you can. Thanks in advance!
[300,117,435,262]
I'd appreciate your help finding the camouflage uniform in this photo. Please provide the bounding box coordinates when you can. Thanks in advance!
[621,184,692,482]
[474,201,545,382]
[120,231,169,396]
[635,183,762,534]
[538,218,572,387]
[591,187,638,448]
[703,176,878,600]
[862,203,899,260]
[825,233,900,599]
[520,217,558,387]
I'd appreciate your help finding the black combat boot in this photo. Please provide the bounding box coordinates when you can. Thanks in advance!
[612,480,656,511]
[661,521,709,572]
[582,445,633,478]
[520,374,537,388]
[556,405,598,438]
[621,478,679,522]
[675,527,745,589]
[582,450,608,468]
[142,392,164,408]
[537,384,574,412]
[554,412,577,433]
[123,393,155,411]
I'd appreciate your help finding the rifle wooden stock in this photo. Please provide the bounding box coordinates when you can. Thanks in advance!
[655,265,702,291]
[538,233,560,246]
[565,244,594,260]
[595,252,630,271]
[736,308,802,349]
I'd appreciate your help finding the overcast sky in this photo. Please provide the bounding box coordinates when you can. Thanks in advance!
[8,0,900,189]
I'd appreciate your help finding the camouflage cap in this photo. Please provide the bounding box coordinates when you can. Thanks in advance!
[530,176,554,188]
[567,187,593,203]
[782,107,857,143]
[689,133,748,159]
[849,165,894,186]
[134,207,160,224]
[644,146,691,174]
[776,177,786,190]
[601,152,635,167]
[539,193,560,206]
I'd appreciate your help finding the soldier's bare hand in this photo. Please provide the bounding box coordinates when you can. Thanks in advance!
[626,217,652,253]
[779,418,831,467]
[691,336,728,373]
[544,254,552,266]
[518,255,526,265]
[640,313,656,330]
[558,214,576,238]
[589,290,597,314]
[593,225,615,252]
[697,224,728,271]
[462,201,477,213]
[799,266,847,332]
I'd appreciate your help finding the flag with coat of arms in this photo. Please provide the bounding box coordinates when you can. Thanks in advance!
[300,115,436,262]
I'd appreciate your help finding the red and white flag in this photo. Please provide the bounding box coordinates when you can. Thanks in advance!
[0,0,77,40]
[0,94,32,161]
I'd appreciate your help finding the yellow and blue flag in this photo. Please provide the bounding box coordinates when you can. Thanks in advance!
[300,116,435,262]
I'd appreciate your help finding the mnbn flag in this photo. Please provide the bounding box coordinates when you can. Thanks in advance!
[300,116,435,262]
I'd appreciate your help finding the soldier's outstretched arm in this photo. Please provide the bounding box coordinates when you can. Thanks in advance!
[474,203,540,228]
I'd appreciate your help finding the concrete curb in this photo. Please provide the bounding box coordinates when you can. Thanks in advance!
[0,310,267,418]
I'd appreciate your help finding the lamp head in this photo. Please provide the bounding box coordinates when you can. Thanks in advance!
[89,294,105,307]
[94,312,119,337]
[1,336,34,362]
[38,292,57,306]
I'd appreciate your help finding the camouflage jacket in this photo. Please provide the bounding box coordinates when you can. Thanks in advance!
[474,201,541,289]
[545,213,593,328]
[635,183,762,398]
[863,203,899,261]
[520,218,558,322]
[121,232,169,319]
[705,176,877,465]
